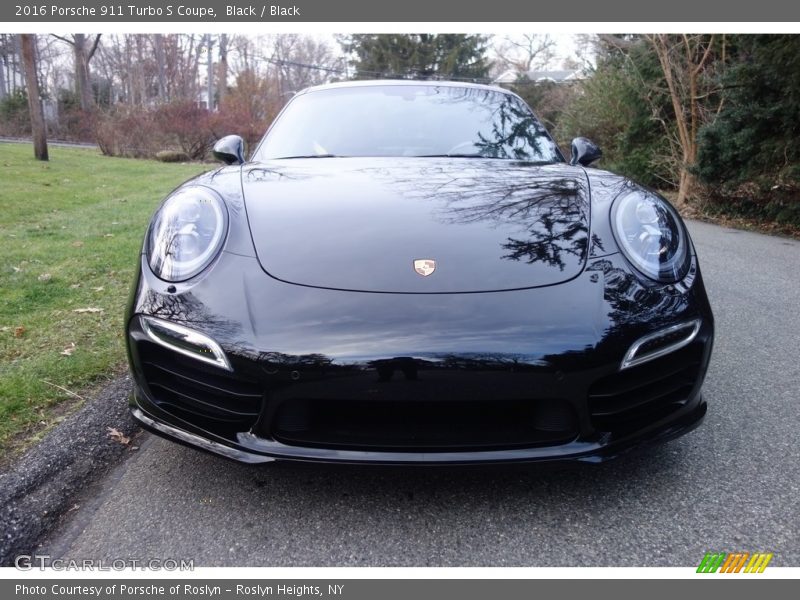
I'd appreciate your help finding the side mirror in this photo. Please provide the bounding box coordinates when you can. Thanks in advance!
[212,135,245,165]
[570,137,602,167]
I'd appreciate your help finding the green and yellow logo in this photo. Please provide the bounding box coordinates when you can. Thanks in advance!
[697,552,773,573]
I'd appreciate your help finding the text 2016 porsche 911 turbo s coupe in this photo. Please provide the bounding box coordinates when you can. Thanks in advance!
[126,80,714,465]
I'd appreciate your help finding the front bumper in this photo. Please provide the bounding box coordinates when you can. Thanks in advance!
[130,393,707,465]
[127,317,713,465]
[126,251,714,465]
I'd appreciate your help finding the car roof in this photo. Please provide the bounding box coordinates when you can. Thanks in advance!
[295,79,517,97]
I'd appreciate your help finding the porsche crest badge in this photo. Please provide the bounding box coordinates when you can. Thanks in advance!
[414,259,436,277]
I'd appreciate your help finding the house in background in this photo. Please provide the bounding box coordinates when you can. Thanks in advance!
[492,69,583,85]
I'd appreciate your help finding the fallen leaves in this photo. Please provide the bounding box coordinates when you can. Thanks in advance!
[13,326,26,338]
[106,427,131,446]
[60,342,76,356]
[73,307,104,314]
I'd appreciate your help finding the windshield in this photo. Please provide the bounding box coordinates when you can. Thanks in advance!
[253,84,564,162]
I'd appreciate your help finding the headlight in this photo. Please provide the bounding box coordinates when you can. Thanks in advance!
[611,191,690,283]
[147,186,228,282]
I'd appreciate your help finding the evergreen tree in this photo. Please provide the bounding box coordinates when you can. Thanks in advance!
[696,35,800,224]
[341,34,490,81]
[697,35,800,187]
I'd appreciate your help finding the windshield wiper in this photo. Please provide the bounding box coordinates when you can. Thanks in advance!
[273,154,340,159]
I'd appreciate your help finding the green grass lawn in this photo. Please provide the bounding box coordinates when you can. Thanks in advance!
[0,143,209,455]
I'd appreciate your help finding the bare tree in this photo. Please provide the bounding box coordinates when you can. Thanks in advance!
[646,34,720,204]
[230,35,255,73]
[217,34,228,102]
[134,34,148,104]
[0,36,8,99]
[494,34,557,75]
[261,34,338,97]
[20,34,48,160]
[154,34,167,101]
[0,34,26,94]
[52,34,101,110]
[92,34,205,105]
[14,35,25,88]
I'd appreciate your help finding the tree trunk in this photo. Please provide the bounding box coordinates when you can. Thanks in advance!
[0,35,10,99]
[73,34,94,111]
[135,35,146,105]
[11,35,25,93]
[678,170,694,208]
[648,34,715,205]
[0,50,6,99]
[20,34,48,161]
[154,34,167,102]
[205,34,214,110]
[14,34,25,89]
[124,36,133,103]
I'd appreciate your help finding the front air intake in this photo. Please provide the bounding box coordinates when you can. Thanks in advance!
[590,342,704,433]
[621,319,701,370]
[140,315,232,371]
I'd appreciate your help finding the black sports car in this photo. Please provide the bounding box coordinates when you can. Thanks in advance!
[126,80,714,464]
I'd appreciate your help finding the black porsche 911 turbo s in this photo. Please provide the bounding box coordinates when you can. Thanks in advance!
[126,79,714,465]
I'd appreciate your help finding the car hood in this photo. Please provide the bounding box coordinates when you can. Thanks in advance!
[241,157,591,293]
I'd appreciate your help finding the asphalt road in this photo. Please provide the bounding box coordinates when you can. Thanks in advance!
[0,136,98,150]
[44,220,800,566]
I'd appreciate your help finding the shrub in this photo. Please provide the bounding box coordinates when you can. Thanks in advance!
[697,37,800,188]
[506,78,579,146]
[210,69,284,149]
[50,88,95,142]
[93,106,165,158]
[0,89,31,137]
[694,35,800,225]
[88,71,285,160]
[156,101,215,160]
[92,102,221,160]
[155,150,190,162]
[556,45,675,189]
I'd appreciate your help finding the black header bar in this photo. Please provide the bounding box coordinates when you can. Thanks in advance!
[4,0,800,23]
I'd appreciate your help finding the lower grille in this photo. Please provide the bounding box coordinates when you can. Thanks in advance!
[589,342,704,433]
[271,397,578,451]
[138,342,263,427]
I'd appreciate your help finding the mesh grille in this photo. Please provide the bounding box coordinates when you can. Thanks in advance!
[138,342,263,427]
[271,397,579,452]
[589,343,703,433]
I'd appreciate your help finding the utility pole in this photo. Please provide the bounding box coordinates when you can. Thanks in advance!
[217,34,228,103]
